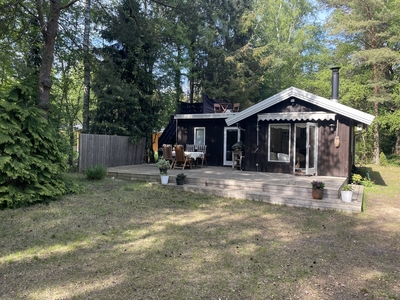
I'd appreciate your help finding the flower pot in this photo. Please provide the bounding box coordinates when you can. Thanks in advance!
[312,188,324,200]
[160,175,169,185]
[341,190,353,203]
[176,178,185,185]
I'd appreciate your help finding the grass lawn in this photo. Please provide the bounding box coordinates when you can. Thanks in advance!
[1,165,399,299]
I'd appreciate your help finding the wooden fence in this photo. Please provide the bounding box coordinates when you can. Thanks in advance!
[78,133,146,173]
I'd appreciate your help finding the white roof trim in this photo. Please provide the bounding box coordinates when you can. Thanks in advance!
[226,86,375,126]
[175,113,233,120]
[258,112,336,122]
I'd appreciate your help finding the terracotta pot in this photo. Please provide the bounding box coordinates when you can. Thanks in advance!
[312,188,324,200]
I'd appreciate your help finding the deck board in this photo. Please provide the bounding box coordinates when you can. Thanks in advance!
[107,164,363,213]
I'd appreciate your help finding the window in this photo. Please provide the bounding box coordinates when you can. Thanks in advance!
[194,127,205,146]
[268,124,291,161]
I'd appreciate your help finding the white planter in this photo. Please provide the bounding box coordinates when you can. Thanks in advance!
[160,175,169,185]
[341,190,353,203]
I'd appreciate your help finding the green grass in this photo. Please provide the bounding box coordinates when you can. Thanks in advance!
[1,166,399,299]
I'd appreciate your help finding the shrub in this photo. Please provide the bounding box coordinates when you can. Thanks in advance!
[380,152,388,166]
[352,173,363,185]
[85,164,107,180]
[0,88,71,209]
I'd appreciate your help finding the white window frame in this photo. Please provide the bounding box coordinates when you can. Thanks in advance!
[194,127,206,147]
[268,123,291,162]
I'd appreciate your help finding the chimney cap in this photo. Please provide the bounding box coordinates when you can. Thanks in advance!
[330,66,341,71]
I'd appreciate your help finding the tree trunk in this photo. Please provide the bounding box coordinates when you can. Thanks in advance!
[189,77,194,103]
[373,62,380,165]
[396,129,400,155]
[37,0,62,119]
[35,0,80,119]
[83,0,91,133]
[175,46,183,103]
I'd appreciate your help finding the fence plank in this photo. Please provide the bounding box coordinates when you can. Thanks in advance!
[79,134,146,172]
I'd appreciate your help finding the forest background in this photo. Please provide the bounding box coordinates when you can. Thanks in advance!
[1,0,400,171]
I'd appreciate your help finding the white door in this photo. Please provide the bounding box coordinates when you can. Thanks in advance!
[223,127,240,166]
[306,123,318,175]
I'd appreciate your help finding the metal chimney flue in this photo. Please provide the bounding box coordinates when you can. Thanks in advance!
[330,67,340,103]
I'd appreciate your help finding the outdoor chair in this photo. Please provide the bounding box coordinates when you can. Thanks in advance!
[214,103,222,113]
[186,144,195,152]
[162,144,174,168]
[196,144,208,167]
[232,103,240,112]
[173,145,192,170]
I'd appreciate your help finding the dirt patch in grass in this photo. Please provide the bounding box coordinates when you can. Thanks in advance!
[1,166,399,300]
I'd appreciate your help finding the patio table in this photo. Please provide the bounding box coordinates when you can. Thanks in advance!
[172,151,204,160]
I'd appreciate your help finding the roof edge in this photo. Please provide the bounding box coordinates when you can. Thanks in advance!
[226,87,375,126]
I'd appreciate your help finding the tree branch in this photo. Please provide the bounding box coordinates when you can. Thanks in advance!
[35,0,46,34]
[60,0,81,10]
[149,0,176,9]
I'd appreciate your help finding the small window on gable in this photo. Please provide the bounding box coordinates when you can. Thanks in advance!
[268,124,291,162]
[194,127,205,146]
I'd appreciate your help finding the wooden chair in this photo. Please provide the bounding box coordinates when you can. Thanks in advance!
[232,103,240,112]
[186,144,195,152]
[197,144,208,167]
[162,144,174,168]
[214,103,222,113]
[173,145,192,170]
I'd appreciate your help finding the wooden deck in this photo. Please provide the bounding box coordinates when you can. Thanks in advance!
[107,164,364,213]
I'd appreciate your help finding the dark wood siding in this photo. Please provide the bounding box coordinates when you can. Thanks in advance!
[174,98,355,178]
[176,118,228,166]
[317,117,350,177]
[238,101,353,178]
[242,116,258,171]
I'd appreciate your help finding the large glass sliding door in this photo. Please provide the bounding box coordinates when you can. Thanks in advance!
[223,127,240,166]
[306,123,318,175]
[294,123,318,175]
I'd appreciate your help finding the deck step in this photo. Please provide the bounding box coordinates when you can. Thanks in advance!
[163,184,362,213]
[107,171,363,213]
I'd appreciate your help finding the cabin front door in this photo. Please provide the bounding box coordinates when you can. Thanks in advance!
[223,127,241,166]
[294,123,318,175]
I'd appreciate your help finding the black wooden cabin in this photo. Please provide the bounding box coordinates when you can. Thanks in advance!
[159,75,374,179]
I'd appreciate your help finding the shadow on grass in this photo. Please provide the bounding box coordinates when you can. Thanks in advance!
[0,176,399,299]
[357,166,386,186]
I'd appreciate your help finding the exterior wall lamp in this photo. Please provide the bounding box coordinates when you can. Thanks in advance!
[290,98,295,106]
[329,123,336,133]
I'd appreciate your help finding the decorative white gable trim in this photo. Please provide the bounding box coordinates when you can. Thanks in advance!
[258,111,336,122]
[226,87,375,126]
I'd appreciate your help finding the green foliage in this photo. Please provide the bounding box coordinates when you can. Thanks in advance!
[0,89,73,209]
[176,173,186,180]
[85,164,107,180]
[352,173,363,185]
[380,152,388,166]
[311,181,325,189]
[361,179,374,187]
[91,0,163,140]
[155,158,170,175]
[387,154,400,166]
[342,184,353,191]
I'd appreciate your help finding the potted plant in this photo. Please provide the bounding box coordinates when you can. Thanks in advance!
[311,180,325,199]
[176,173,186,185]
[341,184,353,202]
[155,158,170,184]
